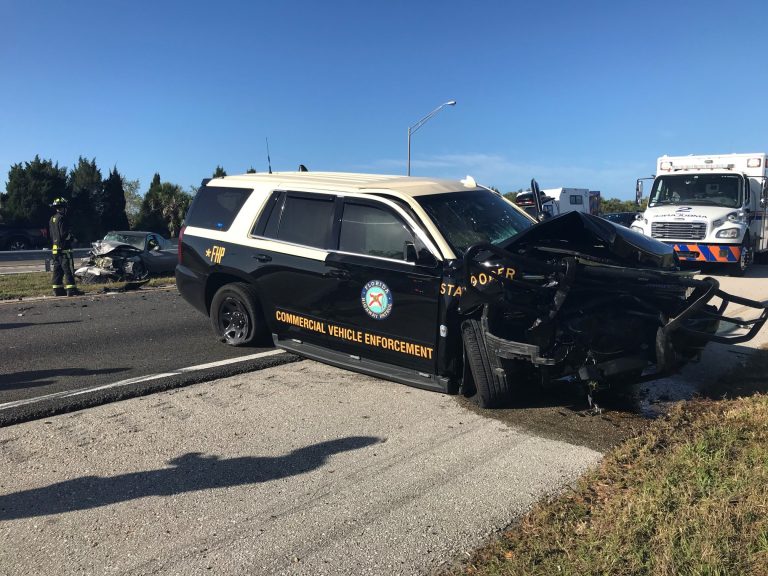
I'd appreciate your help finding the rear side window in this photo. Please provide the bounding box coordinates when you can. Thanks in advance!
[272,193,335,249]
[185,186,252,231]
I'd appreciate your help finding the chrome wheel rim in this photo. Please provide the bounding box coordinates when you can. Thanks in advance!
[218,296,250,344]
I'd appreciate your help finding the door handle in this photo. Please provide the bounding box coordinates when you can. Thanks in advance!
[327,268,350,280]
[253,254,272,263]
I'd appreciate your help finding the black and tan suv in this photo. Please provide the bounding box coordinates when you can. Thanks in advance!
[176,172,767,407]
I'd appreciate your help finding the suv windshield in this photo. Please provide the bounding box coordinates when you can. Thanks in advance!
[649,174,743,208]
[416,190,533,256]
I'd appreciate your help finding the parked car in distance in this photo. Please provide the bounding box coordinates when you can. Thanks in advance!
[0,223,48,251]
[102,231,177,275]
[602,212,639,227]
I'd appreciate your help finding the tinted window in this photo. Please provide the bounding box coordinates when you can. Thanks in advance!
[570,195,583,205]
[276,194,335,249]
[185,186,252,231]
[339,202,414,260]
[251,191,284,237]
[416,190,533,256]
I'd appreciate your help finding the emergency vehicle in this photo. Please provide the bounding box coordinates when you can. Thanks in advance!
[176,172,767,408]
[632,153,768,275]
[515,187,600,219]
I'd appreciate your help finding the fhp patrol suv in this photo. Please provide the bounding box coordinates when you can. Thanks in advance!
[176,172,767,407]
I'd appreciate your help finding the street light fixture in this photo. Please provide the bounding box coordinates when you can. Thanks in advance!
[407,100,457,176]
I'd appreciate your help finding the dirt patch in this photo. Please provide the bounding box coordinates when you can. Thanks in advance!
[455,380,651,453]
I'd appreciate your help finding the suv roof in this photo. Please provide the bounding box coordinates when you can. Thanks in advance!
[208,171,481,198]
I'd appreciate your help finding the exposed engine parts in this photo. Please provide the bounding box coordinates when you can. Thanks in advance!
[75,240,150,287]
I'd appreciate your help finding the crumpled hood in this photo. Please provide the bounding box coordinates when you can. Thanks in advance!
[90,240,143,256]
[502,211,678,269]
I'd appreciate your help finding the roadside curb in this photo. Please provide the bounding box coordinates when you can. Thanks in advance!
[0,283,177,306]
[0,349,302,429]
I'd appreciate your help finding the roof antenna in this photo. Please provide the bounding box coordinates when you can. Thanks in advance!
[266,137,272,174]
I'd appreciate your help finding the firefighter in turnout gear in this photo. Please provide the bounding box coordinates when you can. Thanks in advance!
[49,198,82,297]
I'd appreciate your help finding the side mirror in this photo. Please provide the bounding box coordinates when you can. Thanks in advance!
[405,241,438,267]
[635,179,643,204]
[404,241,418,263]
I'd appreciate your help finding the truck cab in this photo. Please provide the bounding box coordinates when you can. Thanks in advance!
[632,153,768,275]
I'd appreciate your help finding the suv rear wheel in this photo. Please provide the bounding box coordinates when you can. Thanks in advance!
[210,282,265,346]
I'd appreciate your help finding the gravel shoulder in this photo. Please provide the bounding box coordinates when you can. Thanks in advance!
[0,361,601,576]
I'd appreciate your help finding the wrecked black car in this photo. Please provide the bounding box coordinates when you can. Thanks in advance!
[176,172,768,408]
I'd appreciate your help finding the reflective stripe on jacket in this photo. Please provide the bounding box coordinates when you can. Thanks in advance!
[49,214,73,253]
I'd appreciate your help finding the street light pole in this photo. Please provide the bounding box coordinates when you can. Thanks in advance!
[407,100,456,176]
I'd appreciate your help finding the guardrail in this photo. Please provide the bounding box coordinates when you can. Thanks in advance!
[0,249,91,272]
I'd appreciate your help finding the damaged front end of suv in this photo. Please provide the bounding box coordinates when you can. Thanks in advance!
[454,212,768,408]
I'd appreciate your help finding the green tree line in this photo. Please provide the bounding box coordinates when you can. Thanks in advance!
[0,156,221,243]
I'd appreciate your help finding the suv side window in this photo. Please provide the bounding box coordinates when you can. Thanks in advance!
[339,201,416,260]
[270,193,335,249]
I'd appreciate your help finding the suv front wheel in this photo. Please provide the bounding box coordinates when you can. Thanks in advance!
[210,282,265,346]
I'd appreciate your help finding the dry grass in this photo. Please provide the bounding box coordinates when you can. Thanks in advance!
[0,272,176,300]
[449,372,768,575]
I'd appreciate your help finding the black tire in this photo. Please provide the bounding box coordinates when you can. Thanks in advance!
[729,237,751,277]
[210,282,265,346]
[8,237,29,251]
[461,319,510,408]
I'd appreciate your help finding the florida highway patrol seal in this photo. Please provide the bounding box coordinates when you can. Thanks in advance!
[361,280,393,320]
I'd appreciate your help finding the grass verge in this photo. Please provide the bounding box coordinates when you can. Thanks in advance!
[0,271,176,300]
[449,350,768,576]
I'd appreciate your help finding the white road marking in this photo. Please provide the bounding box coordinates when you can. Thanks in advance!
[0,349,286,412]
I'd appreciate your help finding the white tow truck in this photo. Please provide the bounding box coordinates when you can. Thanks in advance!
[632,153,768,275]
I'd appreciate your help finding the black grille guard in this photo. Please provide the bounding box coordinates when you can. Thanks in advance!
[663,276,768,345]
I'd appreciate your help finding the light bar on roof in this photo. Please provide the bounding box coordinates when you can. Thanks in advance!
[672,163,735,171]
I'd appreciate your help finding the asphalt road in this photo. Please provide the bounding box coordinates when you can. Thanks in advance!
[0,288,297,425]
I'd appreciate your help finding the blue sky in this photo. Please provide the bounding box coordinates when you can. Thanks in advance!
[2,0,767,200]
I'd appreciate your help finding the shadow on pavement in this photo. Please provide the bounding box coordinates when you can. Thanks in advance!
[0,367,131,390]
[0,320,82,330]
[0,436,381,520]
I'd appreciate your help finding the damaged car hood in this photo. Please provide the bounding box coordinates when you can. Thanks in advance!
[502,211,677,269]
[89,240,143,256]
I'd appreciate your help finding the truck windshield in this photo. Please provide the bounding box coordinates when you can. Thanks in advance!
[648,174,743,208]
[416,190,534,256]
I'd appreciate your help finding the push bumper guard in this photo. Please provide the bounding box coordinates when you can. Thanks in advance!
[663,276,768,345]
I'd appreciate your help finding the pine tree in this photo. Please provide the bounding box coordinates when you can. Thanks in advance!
[0,156,68,227]
[212,166,227,178]
[136,173,166,233]
[101,167,130,231]
[68,157,102,241]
